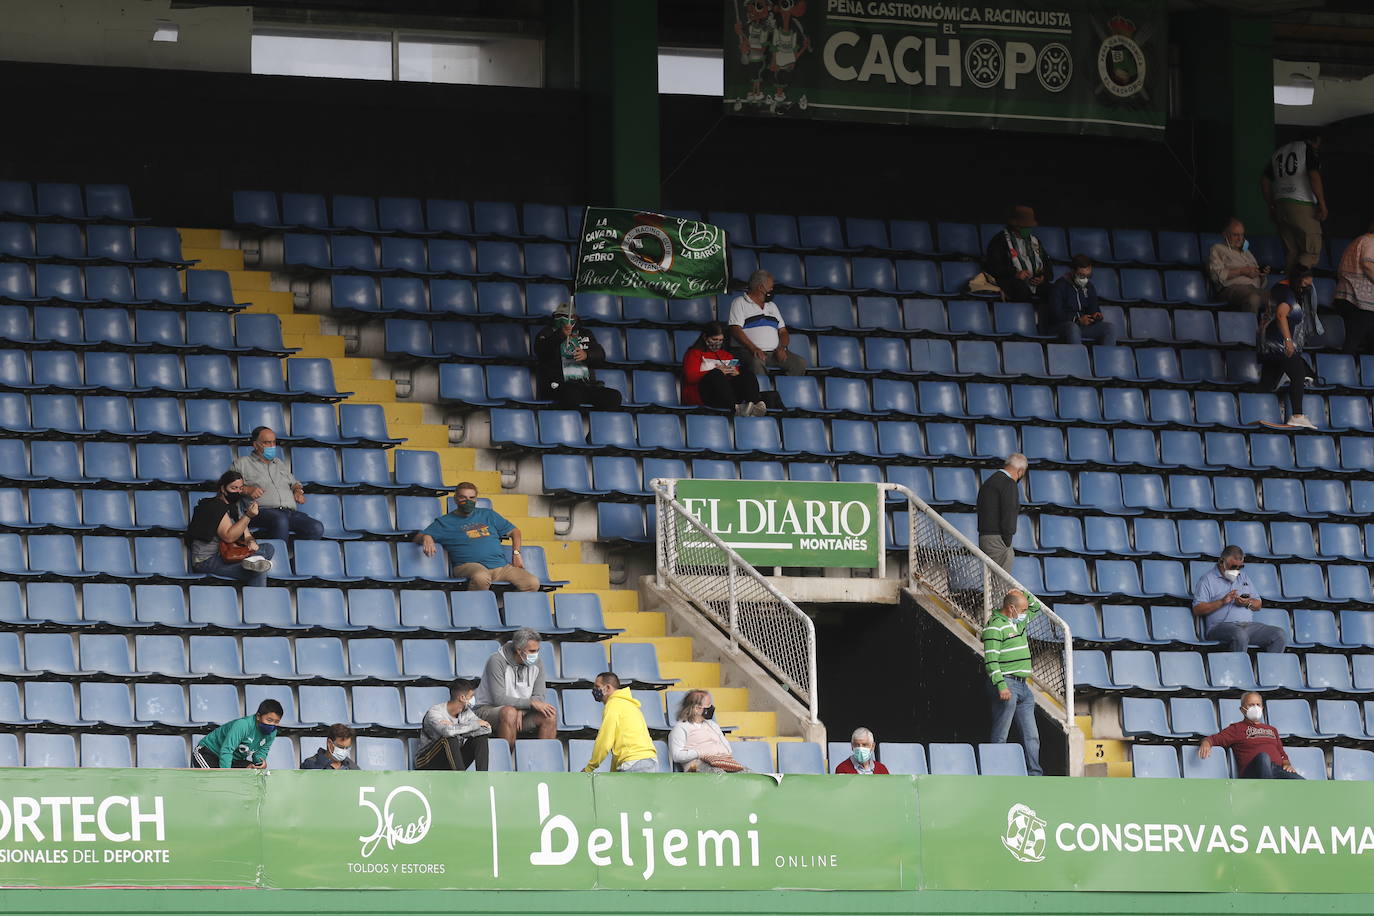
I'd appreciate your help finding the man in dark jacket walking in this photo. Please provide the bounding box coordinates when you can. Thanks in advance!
[977,454,1027,571]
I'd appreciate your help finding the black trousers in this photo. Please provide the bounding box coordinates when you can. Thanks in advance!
[415,734,490,772]
[1337,299,1374,355]
[551,381,621,410]
[1258,352,1311,416]
[697,368,761,410]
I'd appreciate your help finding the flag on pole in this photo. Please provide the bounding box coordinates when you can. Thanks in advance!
[574,207,730,299]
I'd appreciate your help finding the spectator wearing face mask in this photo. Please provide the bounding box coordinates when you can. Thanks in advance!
[729,269,807,377]
[1045,254,1117,346]
[834,727,889,774]
[669,689,745,772]
[581,672,658,773]
[1207,218,1269,313]
[228,426,323,544]
[472,629,557,750]
[983,589,1044,777]
[1199,692,1304,779]
[413,481,538,591]
[1191,546,1286,653]
[416,678,491,771]
[301,723,357,770]
[192,698,281,769]
[532,302,621,409]
[682,321,765,416]
[984,205,1052,302]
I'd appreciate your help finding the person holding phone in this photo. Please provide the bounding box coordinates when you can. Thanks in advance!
[682,321,764,415]
[187,470,274,587]
[1191,546,1286,653]
[1045,254,1117,345]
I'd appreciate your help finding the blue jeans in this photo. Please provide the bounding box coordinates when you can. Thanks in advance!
[193,542,275,588]
[1208,622,1287,654]
[251,507,323,542]
[1056,318,1118,347]
[1243,754,1304,780]
[988,676,1042,776]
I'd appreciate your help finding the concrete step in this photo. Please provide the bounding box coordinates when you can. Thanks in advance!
[178,228,225,249]
[1085,737,1129,765]
[329,357,382,380]
[659,659,719,685]
[507,516,554,541]
[701,686,750,712]
[611,636,694,662]
[295,336,345,357]
[343,378,398,401]
[247,293,296,315]
[722,712,780,737]
[439,448,479,473]
[599,590,641,614]
[549,561,608,590]
[349,401,425,427]
[604,610,662,636]
[1106,761,1134,778]
[277,314,322,334]
[532,539,580,566]
[223,268,275,291]
[184,247,243,271]
[485,494,529,516]
[1075,715,1095,739]
[388,423,448,449]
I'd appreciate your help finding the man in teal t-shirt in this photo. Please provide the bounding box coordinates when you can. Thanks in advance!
[414,482,539,591]
[193,699,282,769]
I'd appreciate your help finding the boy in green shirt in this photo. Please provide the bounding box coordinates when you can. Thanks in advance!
[192,699,282,769]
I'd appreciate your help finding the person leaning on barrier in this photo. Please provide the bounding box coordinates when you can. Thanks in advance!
[472,629,558,750]
[192,698,281,769]
[669,689,745,772]
[976,454,1026,572]
[415,678,492,771]
[983,589,1044,777]
[834,726,889,775]
[301,723,356,770]
[582,672,658,773]
[1199,692,1304,780]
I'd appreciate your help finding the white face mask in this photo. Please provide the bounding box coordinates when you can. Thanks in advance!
[1244,705,1264,722]
[1073,275,1089,288]
[1222,568,1240,582]
[330,744,350,762]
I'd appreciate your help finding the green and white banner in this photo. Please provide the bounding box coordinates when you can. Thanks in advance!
[575,208,730,300]
[674,479,883,569]
[724,0,1167,137]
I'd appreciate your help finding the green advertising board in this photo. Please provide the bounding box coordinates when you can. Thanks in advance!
[724,0,1167,137]
[674,479,883,569]
[575,207,730,299]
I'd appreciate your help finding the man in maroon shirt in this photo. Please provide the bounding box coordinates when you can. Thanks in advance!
[1198,692,1304,779]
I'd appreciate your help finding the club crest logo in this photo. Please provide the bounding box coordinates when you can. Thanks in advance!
[1097,15,1147,98]
[623,215,675,274]
[1002,803,1048,863]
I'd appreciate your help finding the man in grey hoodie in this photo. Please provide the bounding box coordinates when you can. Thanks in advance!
[473,627,558,749]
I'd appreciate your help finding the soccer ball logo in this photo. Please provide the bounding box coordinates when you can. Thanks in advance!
[1001,803,1047,863]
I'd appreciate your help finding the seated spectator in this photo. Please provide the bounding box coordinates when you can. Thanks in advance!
[834,726,889,774]
[682,321,764,416]
[1198,693,1303,779]
[533,302,621,409]
[669,689,745,772]
[581,672,659,773]
[1334,219,1374,355]
[301,723,356,770]
[1045,255,1117,346]
[984,205,1052,302]
[1257,268,1317,428]
[229,427,324,543]
[415,678,491,771]
[1207,219,1268,313]
[414,481,538,591]
[729,269,807,377]
[192,698,281,769]
[473,629,558,749]
[1191,546,1286,653]
[187,470,274,588]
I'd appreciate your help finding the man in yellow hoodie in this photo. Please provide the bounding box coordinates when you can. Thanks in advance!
[581,672,659,773]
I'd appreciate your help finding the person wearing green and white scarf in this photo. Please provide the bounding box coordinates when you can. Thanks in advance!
[983,204,1052,302]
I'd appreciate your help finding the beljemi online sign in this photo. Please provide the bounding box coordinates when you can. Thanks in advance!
[1,771,1373,893]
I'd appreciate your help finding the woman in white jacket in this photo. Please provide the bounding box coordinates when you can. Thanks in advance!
[668,690,745,773]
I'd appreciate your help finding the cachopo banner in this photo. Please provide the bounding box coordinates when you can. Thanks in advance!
[724,0,1167,137]
[575,208,730,300]
[674,479,882,569]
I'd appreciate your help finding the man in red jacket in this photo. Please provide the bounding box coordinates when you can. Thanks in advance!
[834,726,889,775]
[1198,692,1304,779]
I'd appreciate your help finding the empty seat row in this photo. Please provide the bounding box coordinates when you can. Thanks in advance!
[0,305,290,355]
[0,581,612,637]
[0,223,192,267]
[1078,650,1374,696]
[1051,604,1370,651]
[1123,696,1374,744]
[283,234,573,281]
[0,534,564,588]
[1129,743,1372,779]
[0,351,344,399]
[0,181,146,225]
[234,191,581,241]
[0,264,246,310]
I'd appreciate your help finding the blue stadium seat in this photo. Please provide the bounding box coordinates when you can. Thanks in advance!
[978,743,1029,775]
[777,742,826,774]
[1131,744,1180,778]
[928,743,979,774]
[1121,697,1187,738]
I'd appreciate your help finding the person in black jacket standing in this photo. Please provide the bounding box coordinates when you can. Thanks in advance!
[977,454,1027,572]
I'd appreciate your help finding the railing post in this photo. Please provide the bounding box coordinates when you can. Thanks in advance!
[726,558,740,654]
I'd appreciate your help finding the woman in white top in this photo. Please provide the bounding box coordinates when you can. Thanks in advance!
[668,690,744,773]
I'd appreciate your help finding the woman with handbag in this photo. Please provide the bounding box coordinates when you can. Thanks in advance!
[188,470,275,587]
[668,689,747,773]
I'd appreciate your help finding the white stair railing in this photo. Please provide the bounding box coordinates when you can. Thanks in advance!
[652,478,819,723]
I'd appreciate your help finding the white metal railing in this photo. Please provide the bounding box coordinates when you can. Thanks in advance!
[651,479,819,724]
[885,483,1075,734]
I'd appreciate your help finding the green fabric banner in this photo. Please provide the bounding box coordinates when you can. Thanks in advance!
[575,207,730,299]
[723,0,1167,137]
[674,479,883,569]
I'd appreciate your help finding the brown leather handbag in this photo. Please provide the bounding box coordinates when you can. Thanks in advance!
[218,540,253,563]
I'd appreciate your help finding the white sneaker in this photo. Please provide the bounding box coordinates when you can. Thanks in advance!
[241,555,272,574]
[1288,414,1316,429]
[749,401,768,416]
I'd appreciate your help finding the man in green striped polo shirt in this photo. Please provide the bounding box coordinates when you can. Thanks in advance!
[983,589,1043,776]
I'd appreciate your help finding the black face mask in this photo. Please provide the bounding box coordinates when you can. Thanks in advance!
[591,687,606,703]
[702,705,715,720]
